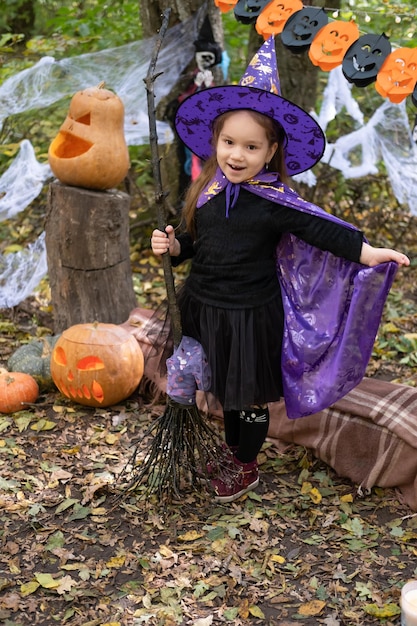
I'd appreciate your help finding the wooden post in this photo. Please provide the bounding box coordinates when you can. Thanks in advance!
[45,182,137,333]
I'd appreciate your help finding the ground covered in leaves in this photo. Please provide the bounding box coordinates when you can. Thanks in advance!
[1,177,417,625]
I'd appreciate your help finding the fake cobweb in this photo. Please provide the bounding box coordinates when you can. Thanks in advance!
[0,15,199,309]
[1,23,417,308]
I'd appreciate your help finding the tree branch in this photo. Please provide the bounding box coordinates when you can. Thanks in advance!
[144,8,183,348]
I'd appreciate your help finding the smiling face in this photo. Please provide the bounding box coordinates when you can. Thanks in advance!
[215,110,278,183]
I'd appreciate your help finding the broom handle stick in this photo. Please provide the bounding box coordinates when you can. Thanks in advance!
[145,8,183,349]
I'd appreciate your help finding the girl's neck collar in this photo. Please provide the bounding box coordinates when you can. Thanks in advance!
[218,166,279,185]
[198,167,284,217]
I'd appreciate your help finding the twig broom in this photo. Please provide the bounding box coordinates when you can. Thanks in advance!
[119,9,229,502]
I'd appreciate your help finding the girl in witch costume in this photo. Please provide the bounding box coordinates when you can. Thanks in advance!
[151,37,410,503]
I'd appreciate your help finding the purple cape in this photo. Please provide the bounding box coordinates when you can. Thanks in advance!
[198,168,398,418]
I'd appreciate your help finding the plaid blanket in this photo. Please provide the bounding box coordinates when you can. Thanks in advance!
[267,378,417,510]
[123,308,417,511]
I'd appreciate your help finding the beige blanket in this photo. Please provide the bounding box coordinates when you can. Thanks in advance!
[267,378,417,510]
[122,308,417,511]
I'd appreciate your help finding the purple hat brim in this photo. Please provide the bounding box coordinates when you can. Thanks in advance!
[174,85,326,176]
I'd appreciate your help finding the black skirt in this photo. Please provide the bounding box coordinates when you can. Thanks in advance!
[178,289,284,411]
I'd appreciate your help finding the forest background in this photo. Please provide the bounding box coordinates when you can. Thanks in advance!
[2,1,417,625]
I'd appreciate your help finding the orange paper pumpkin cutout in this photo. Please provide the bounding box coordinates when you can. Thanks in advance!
[375,47,417,104]
[214,0,238,13]
[309,20,360,71]
[256,0,303,40]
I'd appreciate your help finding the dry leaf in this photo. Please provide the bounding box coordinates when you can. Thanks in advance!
[299,600,326,616]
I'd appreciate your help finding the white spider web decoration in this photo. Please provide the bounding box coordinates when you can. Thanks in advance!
[0,15,199,309]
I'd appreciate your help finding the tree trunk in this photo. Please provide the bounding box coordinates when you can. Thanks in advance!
[140,0,221,38]
[45,182,137,333]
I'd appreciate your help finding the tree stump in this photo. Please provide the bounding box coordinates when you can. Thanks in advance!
[45,182,137,333]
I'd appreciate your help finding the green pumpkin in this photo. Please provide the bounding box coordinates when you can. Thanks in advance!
[7,335,61,390]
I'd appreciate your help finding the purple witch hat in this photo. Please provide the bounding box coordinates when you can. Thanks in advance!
[175,36,325,175]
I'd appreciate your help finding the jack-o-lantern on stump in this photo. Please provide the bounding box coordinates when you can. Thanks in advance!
[46,84,137,334]
[50,322,144,408]
[48,82,130,190]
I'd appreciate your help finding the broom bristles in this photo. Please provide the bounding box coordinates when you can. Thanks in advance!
[118,399,232,501]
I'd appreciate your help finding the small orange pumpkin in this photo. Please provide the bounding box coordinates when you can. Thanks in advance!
[48,82,130,190]
[309,20,359,71]
[50,322,144,408]
[0,368,39,414]
[256,0,303,39]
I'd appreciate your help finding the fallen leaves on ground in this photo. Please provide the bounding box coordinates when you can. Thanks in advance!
[1,191,417,625]
[0,363,417,625]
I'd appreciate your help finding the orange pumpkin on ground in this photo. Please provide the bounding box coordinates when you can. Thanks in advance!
[48,82,130,190]
[0,368,39,414]
[50,322,144,408]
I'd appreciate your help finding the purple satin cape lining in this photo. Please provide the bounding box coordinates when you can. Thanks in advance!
[196,168,397,418]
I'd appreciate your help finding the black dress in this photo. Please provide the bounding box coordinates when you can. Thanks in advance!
[172,188,363,411]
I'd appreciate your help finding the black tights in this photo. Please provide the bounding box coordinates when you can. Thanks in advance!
[223,406,270,463]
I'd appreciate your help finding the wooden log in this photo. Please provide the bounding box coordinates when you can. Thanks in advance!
[45,182,137,333]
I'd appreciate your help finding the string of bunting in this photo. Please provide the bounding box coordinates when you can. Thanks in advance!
[214,0,417,109]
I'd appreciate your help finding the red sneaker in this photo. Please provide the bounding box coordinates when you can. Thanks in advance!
[211,456,259,503]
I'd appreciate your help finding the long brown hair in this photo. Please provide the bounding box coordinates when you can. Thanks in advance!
[181,110,289,238]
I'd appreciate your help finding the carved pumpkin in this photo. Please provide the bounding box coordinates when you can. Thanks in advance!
[50,322,144,408]
[256,0,303,39]
[48,83,130,190]
[234,0,271,25]
[375,47,417,104]
[342,33,391,88]
[281,7,328,54]
[309,20,359,71]
[214,0,238,13]
[0,368,39,414]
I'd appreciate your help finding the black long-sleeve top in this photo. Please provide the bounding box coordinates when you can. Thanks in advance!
[172,188,364,309]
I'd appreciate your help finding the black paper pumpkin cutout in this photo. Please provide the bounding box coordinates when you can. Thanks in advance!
[281,7,329,54]
[342,33,392,88]
[234,0,271,25]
